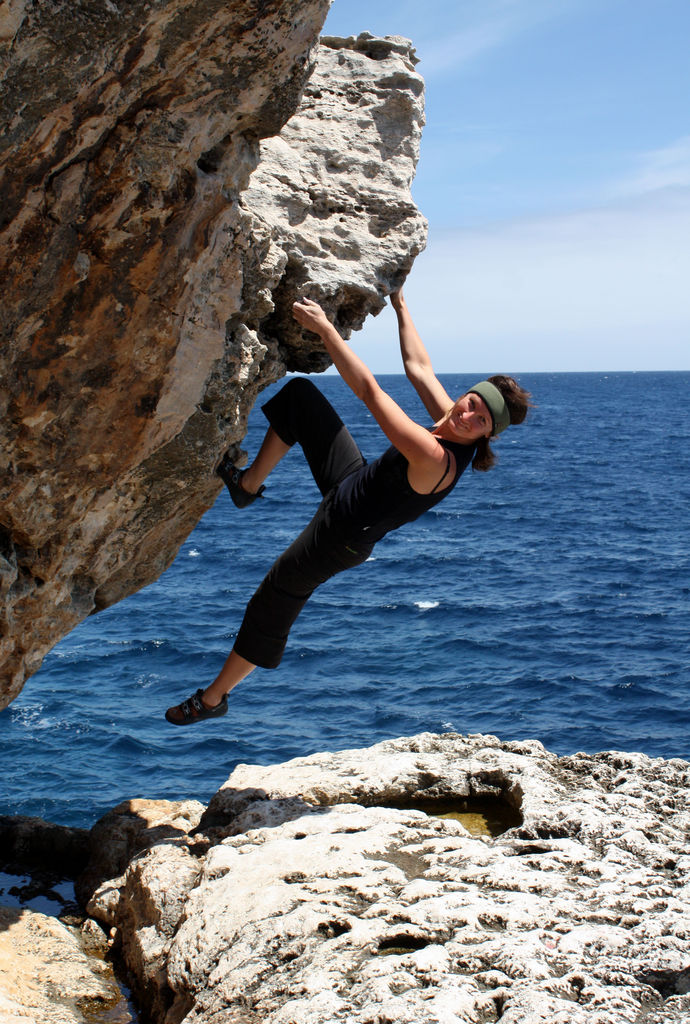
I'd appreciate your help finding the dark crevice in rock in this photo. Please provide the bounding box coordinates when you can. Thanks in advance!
[317,918,352,939]
[506,842,555,856]
[196,135,232,175]
[637,967,690,999]
[512,820,579,841]
[377,933,431,955]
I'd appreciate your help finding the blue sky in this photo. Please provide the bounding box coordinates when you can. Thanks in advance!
[322,0,690,372]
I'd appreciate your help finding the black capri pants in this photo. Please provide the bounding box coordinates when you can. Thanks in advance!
[233,377,374,669]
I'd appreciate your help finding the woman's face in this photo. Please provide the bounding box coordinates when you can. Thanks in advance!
[437,393,493,442]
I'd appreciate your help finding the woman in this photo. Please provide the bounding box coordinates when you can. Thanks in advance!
[165,289,532,725]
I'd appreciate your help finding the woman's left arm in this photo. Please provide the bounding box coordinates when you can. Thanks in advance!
[292,299,449,487]
[390,289,453,421]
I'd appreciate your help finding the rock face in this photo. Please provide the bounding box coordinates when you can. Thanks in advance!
[0,0,427,704]
[243,32,427,371]
[79,733,690,1024]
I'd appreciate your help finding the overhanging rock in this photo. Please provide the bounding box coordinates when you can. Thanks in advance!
[0,0,427,704]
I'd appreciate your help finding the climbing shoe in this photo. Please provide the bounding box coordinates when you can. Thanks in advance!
[165,689,228,726]
[216,453,265,508]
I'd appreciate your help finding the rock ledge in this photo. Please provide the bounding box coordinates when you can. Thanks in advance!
[72,732,690,1024]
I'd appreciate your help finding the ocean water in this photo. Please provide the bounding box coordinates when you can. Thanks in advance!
[2,372,689,828]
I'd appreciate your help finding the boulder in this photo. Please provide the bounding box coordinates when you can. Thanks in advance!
[0,0,426,705]
[81,733,690,1023]
[75,796,205,908]
[0,907,122,1024]
[0,815,89,877]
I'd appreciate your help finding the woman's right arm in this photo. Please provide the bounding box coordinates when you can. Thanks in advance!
[292,297,452,492]
[391,289,453,422]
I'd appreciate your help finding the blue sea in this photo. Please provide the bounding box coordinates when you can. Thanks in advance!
[2,372,689,828]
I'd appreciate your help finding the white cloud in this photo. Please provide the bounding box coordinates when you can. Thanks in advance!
[417,0,576,76]
[616,136,690,196]
[417,19,514,73]
[352,190,690,373]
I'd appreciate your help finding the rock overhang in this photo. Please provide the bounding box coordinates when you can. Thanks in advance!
[1,2,427,704]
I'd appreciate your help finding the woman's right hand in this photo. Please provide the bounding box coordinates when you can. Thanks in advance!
[292,297,331,338]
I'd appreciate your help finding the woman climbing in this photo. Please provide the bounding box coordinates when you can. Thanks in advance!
[165,289,532,725]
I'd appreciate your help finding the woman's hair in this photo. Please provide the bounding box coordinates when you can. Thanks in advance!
[472,375,534,472]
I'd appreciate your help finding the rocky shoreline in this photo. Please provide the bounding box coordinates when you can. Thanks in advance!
[2,732,690,1024]
[0,818,133,1023]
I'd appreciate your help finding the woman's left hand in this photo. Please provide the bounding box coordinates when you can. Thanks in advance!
[292,297,331,338]
[389,288,405,312]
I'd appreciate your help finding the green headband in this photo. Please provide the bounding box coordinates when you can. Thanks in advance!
[468,380,510,437]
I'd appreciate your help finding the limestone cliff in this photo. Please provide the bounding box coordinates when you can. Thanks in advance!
[0,0,427,705]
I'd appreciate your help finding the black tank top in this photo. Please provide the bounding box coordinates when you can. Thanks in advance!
[328,438,476,544]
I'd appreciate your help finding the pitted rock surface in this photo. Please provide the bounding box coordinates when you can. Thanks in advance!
[243,32,427,371]
[81,733,690,1023]
[1,2,426,704]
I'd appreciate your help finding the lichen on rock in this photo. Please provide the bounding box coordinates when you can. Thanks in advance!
[0,0,427,706]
